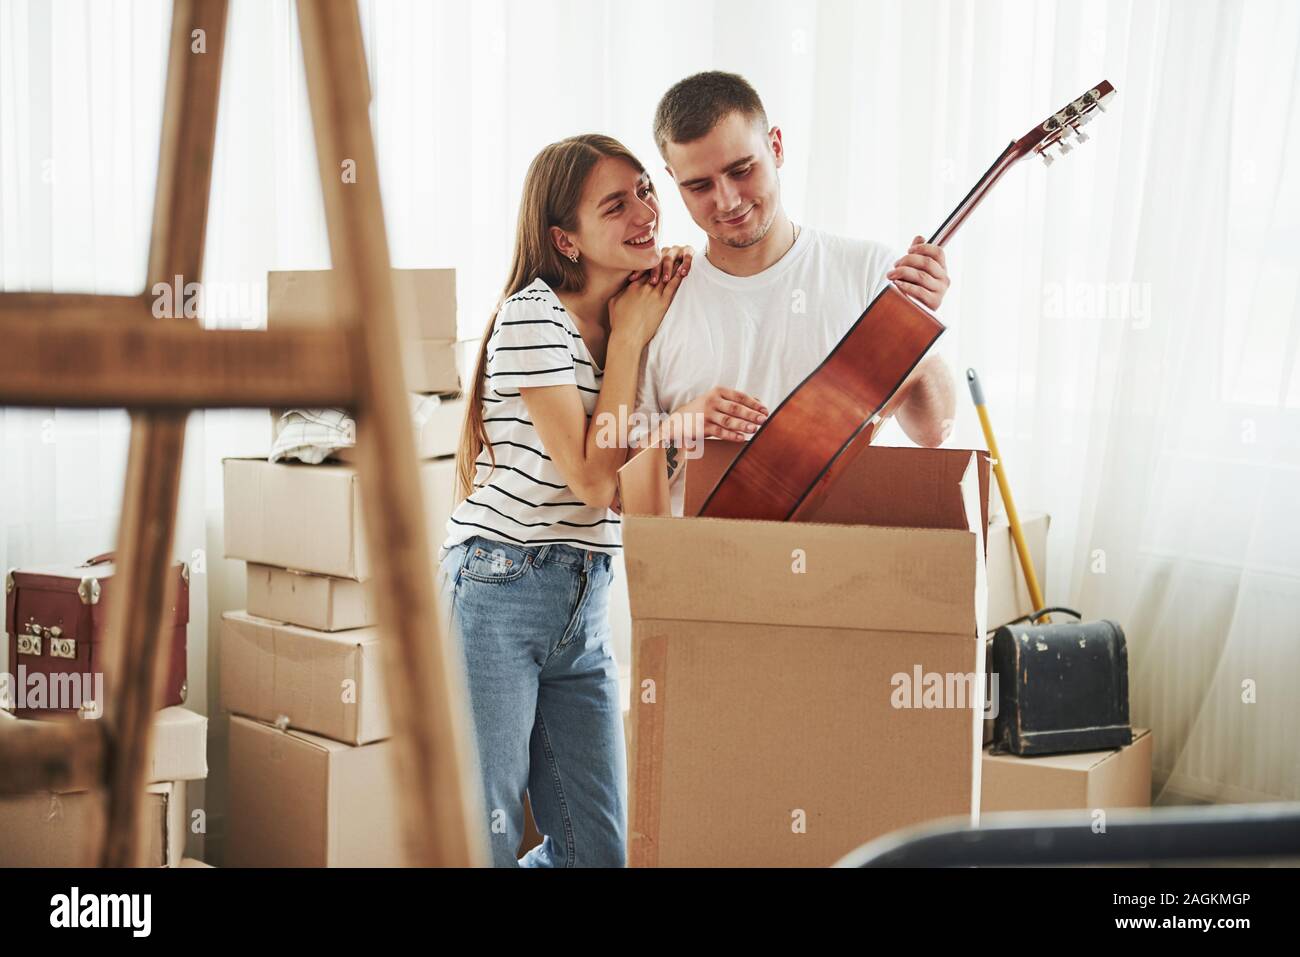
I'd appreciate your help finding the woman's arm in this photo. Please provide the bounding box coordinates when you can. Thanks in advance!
[522,272,683,508]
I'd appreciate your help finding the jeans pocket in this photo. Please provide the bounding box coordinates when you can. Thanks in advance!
[459,539,535,584]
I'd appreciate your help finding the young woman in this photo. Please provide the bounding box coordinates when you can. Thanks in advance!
[437,134,692,867]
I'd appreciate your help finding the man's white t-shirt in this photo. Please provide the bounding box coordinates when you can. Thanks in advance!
[634,225,903,513]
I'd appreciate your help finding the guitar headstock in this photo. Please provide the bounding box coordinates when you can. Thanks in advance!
[1015,81,1116,167]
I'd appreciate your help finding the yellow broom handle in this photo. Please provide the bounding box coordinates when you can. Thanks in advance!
[966,368,1048,624]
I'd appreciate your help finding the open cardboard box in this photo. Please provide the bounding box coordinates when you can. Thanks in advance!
[617,439,991,867]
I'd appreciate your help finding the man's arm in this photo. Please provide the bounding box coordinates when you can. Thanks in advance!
[878,235,955,446]
[882,353,956,448]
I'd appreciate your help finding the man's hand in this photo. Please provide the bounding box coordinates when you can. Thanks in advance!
[671,387,768,444]
[887,235,950,311]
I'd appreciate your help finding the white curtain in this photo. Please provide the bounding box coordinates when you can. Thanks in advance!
[1,0,1295,844]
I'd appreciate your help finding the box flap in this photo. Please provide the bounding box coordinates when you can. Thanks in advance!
[617,444,675,516]
[958,452,989,644]
[619,441,990,538]
[623,515,980,634]
[683,440,743,516]
[803,445,991,543]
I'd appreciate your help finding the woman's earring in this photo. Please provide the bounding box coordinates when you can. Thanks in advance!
[567,250,579,263]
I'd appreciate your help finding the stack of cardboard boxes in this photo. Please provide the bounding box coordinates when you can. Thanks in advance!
[0,705,210,866]
[218,268,466,866]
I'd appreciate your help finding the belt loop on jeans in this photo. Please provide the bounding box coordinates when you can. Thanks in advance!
[533,544,551,566]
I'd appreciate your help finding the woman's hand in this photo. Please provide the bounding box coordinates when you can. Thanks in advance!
[628,245,694,287]
[670,387,769,444]
[608,267,684,349]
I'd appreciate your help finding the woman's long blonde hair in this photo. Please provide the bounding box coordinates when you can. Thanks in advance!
[454,134,653,503]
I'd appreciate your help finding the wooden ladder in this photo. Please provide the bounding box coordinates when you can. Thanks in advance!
[0,0,487,868]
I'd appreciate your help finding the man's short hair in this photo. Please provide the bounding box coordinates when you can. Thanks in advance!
[653,71,769,156]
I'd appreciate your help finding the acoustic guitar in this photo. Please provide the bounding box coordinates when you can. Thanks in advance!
[697,81,1116,521]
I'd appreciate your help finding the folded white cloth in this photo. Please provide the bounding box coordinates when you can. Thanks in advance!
[270,394,445,464]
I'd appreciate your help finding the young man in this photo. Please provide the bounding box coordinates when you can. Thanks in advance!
[634,71,956,512]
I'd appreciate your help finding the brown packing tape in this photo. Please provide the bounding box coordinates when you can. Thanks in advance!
[629,631,668,869]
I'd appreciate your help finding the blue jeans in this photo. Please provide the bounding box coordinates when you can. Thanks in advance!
[436,535,626,867]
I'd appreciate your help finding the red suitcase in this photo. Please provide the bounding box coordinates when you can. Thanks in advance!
[4,552,188,719]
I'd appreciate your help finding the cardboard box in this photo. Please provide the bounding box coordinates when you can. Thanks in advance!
[617,441,991,867]
[152,781,188,869]
[150,706,209,783]
[223,456,457,580]
[986,512,1050,629]
[332,395,465,464]
[268,269,459,393]
[226,714,402,867]
[0,706,207,783]
[267,268,456,340]
[404,338,459,393]
[982,728,1153,812]
[246,564,376,632]
[220,610,387,745]
[0,781,186,867]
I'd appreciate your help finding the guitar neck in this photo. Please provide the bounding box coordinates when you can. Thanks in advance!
[925,79,1115,249]
[927,142,1020,249]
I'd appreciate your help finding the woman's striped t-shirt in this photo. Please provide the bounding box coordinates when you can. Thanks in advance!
[442,277,622,554]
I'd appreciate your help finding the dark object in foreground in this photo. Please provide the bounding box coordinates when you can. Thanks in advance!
[837,801,1300,867]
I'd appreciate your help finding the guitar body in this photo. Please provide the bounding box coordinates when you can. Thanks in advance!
[697,80,1115,522]
[699,283,944,521]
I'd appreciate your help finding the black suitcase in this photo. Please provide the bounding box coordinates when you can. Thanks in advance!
[991,606,1132,756]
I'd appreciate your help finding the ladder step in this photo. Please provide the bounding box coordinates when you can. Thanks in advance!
[0,718,107,793]
[0,316,356,408]
[0,292,151,324]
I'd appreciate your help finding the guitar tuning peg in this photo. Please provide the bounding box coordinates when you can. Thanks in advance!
[1041,149,1055,167]
[1059,138,1074,155]
[1074,127,1090,143]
